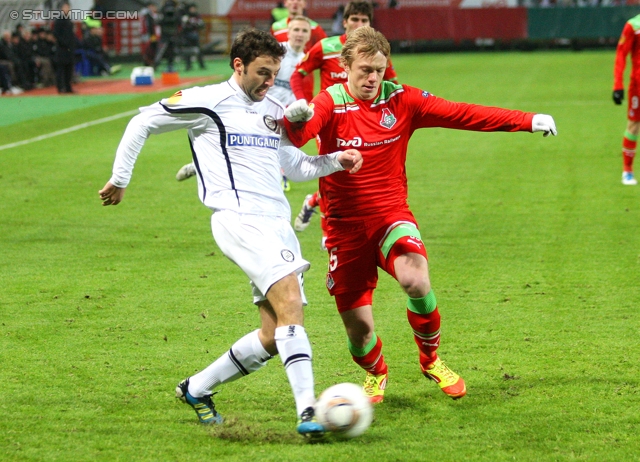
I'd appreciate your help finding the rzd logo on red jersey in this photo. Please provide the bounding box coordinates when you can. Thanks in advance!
[336,137,362,147]
[380,108,397,129]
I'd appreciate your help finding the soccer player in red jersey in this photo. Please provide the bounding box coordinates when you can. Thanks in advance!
[271,0,327,101]
[613,13,640,185]
[283,27,557,403]
[291,1,398,248]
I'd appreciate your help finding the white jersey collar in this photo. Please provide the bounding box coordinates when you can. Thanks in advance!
[227,76,255,105]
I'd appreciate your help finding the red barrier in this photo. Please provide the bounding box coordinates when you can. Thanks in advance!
[227,0,340,20]
[374,7,527,41]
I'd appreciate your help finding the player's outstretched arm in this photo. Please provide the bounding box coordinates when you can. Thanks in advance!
[337,149,363,174]
[279,137,362,181]
[531,114,557,137]
[99,181,126,206]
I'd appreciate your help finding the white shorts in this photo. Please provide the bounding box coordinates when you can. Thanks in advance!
[210,210,310,304]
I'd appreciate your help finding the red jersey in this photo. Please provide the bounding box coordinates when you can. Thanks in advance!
[290,34,398,101]
[284,82,534,221]
[614,14,640,91]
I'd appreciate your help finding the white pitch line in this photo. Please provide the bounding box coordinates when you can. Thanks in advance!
[0,109,139,152]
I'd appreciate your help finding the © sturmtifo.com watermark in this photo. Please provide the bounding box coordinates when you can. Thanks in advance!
[11,9,139,21]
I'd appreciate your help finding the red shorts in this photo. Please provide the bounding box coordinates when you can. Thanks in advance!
[324,210,419,303]
[629,80,640,122]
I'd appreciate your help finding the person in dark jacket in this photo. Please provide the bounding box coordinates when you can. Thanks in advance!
[0,30,28,90]
[34,28,56,87]
[181,4,205,70]
[53,2,76,93]
[155,0,181,71]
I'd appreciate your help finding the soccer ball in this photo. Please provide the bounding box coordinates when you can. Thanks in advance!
[315,382,373,438]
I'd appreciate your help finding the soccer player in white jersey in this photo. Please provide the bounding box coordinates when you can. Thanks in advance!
[270,16,311,106]
[98,28,362,438]
[175,18,312,188]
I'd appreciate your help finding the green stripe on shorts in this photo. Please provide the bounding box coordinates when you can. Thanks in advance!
[380,223,422,258]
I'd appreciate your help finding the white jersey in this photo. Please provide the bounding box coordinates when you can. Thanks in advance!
[109,77,344,219]
[269,42,305,107]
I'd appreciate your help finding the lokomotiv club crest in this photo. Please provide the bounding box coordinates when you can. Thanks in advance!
[380,108,396,129]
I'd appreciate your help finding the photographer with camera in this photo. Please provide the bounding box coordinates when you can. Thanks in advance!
[181,3,205,71]
[155,0,182,71]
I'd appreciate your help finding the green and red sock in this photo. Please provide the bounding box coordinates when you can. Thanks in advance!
[622,130,636,173]
[407,291,441,368]
[348,333,388,376]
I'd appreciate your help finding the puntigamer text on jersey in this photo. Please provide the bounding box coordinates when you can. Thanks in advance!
[227,134,280,150]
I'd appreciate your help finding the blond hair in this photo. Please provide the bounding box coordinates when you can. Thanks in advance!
[341,26,390,69]
[287,15,312,28]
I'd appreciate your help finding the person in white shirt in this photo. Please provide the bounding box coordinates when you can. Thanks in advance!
[98,28,362,438]
[175,17,312,188]
[270,16,311,106]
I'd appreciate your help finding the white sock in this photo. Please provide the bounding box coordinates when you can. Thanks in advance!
[188,329,271,397]
[274,325,316,416]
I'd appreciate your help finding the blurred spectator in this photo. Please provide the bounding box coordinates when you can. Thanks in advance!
[0,31,25,94]
[155,0,181,71]
[181,3,205,70]
[53,2,76,93]
[0,31,26,91]
[14,24,25,39]
[33,27,56,87]
[140,2,159,67]
[83,27,121,76]
[14,30,37,90]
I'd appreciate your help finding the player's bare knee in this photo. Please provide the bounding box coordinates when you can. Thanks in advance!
[344,318,373,347]
[398,273,430,298]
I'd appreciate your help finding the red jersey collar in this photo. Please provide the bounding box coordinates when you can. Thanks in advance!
[342,82,381,108]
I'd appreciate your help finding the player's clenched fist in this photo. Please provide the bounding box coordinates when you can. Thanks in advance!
[285,99,314,123]
[532,114,557,137]
[337,149,363,174]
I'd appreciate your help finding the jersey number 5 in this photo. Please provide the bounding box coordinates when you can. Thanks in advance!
[329,247,338,272]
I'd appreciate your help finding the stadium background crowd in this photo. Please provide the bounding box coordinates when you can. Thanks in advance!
[0,0,208,95]
[0,0,637,94]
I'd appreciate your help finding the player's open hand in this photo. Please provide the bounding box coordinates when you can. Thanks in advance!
[337,149,363,174]
[532,114,557,137]
[99,181,126,206]
[284,99,314,123]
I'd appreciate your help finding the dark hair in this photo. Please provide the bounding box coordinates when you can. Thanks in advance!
[343,1,374,22]
[229,28,285,69]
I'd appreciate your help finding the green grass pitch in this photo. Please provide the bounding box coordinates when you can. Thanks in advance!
[0,50,638,461]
